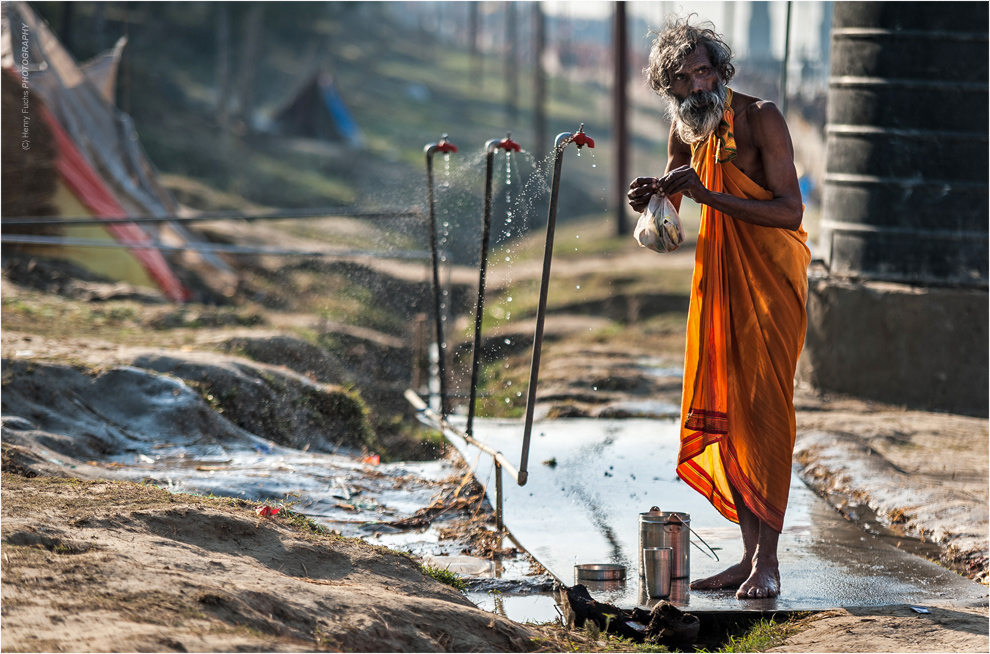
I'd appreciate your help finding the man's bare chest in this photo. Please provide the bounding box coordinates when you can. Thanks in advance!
[728,117,768,188]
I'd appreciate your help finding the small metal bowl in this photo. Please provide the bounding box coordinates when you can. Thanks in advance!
[574,563,626,581]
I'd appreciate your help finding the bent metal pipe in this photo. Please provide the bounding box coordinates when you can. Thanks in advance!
[518,124,594,486]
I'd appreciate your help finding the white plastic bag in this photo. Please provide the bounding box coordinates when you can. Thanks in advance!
[633,193,685,253]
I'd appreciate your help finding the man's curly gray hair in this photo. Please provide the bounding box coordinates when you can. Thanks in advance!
[645,16,735,99]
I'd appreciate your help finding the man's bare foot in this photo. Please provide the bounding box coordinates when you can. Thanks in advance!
[689,560,752,590]
[736,559,780,599]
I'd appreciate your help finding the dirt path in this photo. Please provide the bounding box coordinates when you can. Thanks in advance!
[0,475,539,653]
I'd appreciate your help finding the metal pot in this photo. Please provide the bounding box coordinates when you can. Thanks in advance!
[639,507,691,579]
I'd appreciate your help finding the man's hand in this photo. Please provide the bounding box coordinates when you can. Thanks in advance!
[628,176,659,213]
[657,165,711,204]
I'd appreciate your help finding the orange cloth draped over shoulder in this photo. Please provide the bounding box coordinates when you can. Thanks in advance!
[676,90,811,534]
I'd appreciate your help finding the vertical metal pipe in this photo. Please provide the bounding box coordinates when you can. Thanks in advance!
[781,0,793,116]
[518,133,571,486]
[612,1,629,235]
[495,461,504,531]
[467,142,500,437]
[424,145,449,418]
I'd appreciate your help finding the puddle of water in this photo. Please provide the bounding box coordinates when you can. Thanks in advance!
[445,417,988,615]
[65,411,986,623]
[107,442,460,538]
[466,591,561,624]
[600,400,680,418]
[637,357,683,379]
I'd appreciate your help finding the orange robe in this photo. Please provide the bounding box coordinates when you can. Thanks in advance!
[676,92,811,533]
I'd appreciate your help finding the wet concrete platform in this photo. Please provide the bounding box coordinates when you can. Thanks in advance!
[449,417,989,613]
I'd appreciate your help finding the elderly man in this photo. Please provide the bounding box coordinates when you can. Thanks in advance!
[628,19,811,599]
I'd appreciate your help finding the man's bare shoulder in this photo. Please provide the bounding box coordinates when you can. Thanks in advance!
[735,94,789,146]
[733,92,782,123]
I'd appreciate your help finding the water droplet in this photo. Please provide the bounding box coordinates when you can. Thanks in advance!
[505,257,510,262]
[592,164,597,168]
[593,386,598,391]
[504,338,511,345]
[507,297,513,302]
[516,391,522,397]
[576,285,581,289]
[505,398,511,404]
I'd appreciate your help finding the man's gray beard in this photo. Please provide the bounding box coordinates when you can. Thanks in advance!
[668,83,728,144]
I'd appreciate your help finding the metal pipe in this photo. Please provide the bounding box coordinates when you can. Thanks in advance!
[424,135,458,419]
[0,234,432,260]
[781,0,793,116]
[495,461,504,531]
[0,207,424,227]
[404,389,520,482]
[467,134,521,437]
[518,125,594,486]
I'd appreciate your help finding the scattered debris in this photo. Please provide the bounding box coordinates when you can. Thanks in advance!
[555,583,700,646]
[255,505,279,517]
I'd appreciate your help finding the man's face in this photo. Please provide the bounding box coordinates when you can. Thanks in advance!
[668,45,720,101]
[666,44,727,144]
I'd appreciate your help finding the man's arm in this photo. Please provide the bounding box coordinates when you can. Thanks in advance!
[627,124,691,213]
[657,102,803,230]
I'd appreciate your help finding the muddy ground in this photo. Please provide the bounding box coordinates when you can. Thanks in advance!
[2,212,987,652]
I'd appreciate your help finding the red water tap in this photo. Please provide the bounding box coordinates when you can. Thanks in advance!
[436,135,458,153]
[498,134,521,152]
[572,124,595,149]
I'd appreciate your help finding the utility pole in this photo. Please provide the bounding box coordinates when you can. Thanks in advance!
[469,2,481,88]
[613,2,629,235]
[506,2,518,123]
[780,0,793,116]
[533,2,547,156]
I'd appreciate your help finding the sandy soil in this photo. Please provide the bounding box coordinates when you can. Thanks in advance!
[0,474,539,653]
[767,605,989,653]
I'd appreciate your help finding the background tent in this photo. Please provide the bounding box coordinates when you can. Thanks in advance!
[0,2,235,301]
[271,71,365,149]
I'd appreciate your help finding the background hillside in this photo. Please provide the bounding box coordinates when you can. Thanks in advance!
[31,1,670,245]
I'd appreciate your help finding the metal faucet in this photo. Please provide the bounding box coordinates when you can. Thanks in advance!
[467,134,523,437]
[424,135,458,418]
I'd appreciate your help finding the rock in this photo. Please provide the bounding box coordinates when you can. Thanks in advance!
[646,600,700,646]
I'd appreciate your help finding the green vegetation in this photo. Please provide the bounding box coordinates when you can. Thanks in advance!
[708,615,805,653]
[419,564,467,592]
[526,613,810,653]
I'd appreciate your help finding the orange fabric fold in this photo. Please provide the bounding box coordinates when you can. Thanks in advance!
[676,93,811,533]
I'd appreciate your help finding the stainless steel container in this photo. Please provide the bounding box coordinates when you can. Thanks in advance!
[574,563,626,582]
[642,547,672,598]
[639,508,690,579]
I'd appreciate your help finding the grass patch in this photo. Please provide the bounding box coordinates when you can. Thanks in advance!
[419,564,467,591]
[527,612,811,653]
[708,615,805,653]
